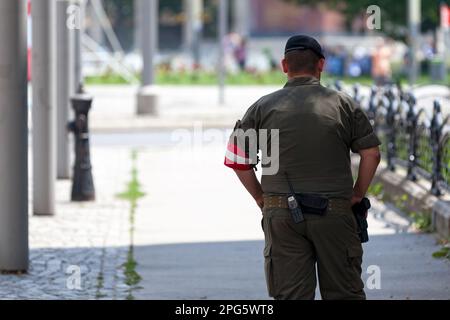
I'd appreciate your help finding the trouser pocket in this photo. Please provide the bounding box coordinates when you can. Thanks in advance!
[346,245,365,296]
[262,216,276,297]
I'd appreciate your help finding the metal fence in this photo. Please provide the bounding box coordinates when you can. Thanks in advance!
[345,82,450,196]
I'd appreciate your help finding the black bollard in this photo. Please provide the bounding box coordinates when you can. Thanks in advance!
[68,85,95,201]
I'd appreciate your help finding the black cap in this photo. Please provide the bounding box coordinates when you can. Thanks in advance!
[284,35,325,59]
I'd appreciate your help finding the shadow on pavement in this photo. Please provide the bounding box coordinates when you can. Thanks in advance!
[134,233,450,300]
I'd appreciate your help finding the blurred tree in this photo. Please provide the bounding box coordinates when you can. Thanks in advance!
[102,0,183,51]
[284,0,449,39]
[203,0,233,39]
[103,0,134,50]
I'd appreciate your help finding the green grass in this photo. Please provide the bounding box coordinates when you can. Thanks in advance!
[433,237,450,260]
[95,248,107,299]
[379,132,388,154]
[395,130,409,162]
[409,211,432,232]
[85,73,132,85]
[367,182,384,199]
[117,168,145,204]
[85,70,450,86]
[376,190,432,233]
[95,272,107,299]
[442,137,450,187]
[432,247,450,260]
[86,70,287,85]
[393,193,409,212]
[391,193,432,232]
[124,247,141,287]
[117,150,145,300]
[417,133,433,174]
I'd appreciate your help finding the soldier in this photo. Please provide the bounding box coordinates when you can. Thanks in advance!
[224,35,381,300]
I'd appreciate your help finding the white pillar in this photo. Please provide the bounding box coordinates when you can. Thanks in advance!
[87,1,104,47]
[0,0,29,271]
[72,0,85,92]
[233,0,250,37]
[408,0,421,85]
[183,0,193,51]
[57,0,71,179]
[183,0,203,64]
[32,0,56,215]
[137,0,159,115]
[218,0,228,105]
[134,0,143,51]
[142,0,158,86]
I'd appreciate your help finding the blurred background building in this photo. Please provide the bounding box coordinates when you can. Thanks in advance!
[78,0,449,84]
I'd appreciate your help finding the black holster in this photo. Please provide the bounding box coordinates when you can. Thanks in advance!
[351,198,370,243]
[296,193,328,215]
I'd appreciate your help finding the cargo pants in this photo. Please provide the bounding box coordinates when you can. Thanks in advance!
[261,199,366,300]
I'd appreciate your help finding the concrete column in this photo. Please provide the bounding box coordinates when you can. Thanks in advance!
[218,0,228,105]
[134,0,143,52]
[0,0,29,271]
[183,0,203,64]
[142,0,158,86]
[86,1,104,47]
[57,0,71,179]
[233,0,250,37]
[408,0,421,85]
[73,0,85,92]
[32,0,56,215]
[183,0,193,51]
[137,0,159,115]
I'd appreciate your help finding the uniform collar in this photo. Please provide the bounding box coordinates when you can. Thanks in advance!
[284,76,320,88]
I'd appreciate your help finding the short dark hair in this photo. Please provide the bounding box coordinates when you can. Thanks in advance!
[285,49,320,74]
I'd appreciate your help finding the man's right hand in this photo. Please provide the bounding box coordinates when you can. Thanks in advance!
[351,195,363,206]
[351,195,368,218]
[256,196,264,211]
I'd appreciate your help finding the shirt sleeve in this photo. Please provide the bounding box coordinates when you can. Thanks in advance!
[224,103,260,170]
[350,107,381,153]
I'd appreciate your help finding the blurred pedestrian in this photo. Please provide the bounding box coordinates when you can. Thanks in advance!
[234,36,247,71]
[371,37,392,85]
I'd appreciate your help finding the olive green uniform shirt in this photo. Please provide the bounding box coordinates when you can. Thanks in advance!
[233,76,381,200]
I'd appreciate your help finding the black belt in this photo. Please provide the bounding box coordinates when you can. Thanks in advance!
[263,195,351,212]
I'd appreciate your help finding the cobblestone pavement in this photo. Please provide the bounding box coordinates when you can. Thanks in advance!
[0,147,132,300]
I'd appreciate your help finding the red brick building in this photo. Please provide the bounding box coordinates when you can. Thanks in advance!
[248,0,346,36]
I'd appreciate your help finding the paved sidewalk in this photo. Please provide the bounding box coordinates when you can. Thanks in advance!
[133,138,450,300]
[0,147,132,299]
